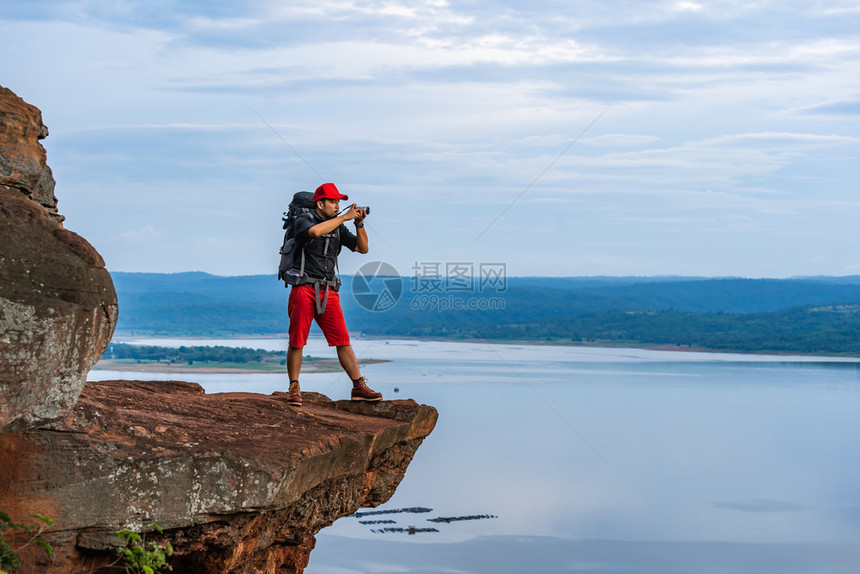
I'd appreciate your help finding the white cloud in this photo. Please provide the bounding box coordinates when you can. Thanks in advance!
[821,1,860,15]
[118,224,167,243]
[674,1,705,13]
[584,134,665,147]
[185,16,260,30]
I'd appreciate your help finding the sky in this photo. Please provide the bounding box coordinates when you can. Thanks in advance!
[2,0,859,278]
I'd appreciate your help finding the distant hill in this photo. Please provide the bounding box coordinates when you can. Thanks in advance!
[111,272,284,302]
[109,272,860,355]
[571,278,860,313]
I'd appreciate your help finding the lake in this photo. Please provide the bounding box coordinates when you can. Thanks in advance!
[90,337,860,573]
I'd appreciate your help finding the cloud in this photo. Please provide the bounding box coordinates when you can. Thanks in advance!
[792,98,860,116]
[185,16,259,30]
[714,499,807,513]
[118,224,167,243]
[584,134,664,147]
[823,3,860,15]
[674,1,705,12]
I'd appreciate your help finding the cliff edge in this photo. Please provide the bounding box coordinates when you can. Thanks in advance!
[0,86,437,573]
[1,381,437,572]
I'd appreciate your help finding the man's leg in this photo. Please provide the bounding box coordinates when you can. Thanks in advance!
[317,290,381,401]
[336,345,361,380]
[285,345,304,406]
[287,345,304,381]
[337,345,382,401]
[287,285,315,407]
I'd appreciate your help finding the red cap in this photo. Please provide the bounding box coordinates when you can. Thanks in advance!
[313,183,349,202]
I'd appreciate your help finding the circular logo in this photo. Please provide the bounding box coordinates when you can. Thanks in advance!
[352,261,403,312]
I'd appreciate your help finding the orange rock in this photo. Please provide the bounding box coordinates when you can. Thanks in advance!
[1,380,437,573]
[0,85,117,434]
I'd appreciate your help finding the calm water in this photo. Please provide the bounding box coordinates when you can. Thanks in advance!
[90,338,860,573]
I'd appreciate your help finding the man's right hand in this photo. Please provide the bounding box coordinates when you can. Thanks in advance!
[344,204,366,221]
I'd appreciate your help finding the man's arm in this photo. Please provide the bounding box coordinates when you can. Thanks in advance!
[340,207,369,254]
[308,204,364,238]
[355,222,368,254]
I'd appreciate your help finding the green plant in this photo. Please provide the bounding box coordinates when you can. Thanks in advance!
[0,511,54,574]
[113,524,173,574]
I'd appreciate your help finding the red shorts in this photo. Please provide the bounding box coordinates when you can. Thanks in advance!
[288,284,351,348]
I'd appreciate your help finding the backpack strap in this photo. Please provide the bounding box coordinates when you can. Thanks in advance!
[298,246,306,280]
[310,275,341,314]
[313,280,330,315]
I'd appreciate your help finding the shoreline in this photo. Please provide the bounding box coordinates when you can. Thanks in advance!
[108,333,860,360]
[355,335,860,360]
[93,358,391,374]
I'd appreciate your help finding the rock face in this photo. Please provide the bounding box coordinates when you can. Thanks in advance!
[0,86,58,219]
[0,380,438,573]
[0,85,118,433]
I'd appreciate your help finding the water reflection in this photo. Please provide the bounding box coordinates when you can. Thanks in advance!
[370,526,439,535]
[351,508,499,536]
[353,507,432,517]
[358,520,396,525]
[428,515,499,524]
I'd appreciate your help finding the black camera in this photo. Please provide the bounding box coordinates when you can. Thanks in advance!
[338,204,370,216]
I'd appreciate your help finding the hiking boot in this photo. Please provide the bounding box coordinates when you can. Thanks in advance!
[287,380,302,407]
[351,377,382,402]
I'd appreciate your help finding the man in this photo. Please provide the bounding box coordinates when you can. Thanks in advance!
[285,182,382,406]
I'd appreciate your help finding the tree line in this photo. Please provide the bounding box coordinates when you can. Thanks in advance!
[102,344,279,364]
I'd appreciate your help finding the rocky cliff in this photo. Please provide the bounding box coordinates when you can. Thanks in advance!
[0,86,58,219]
[0,85,118,434]
[1,381,437,572]
[0,86,437,573]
